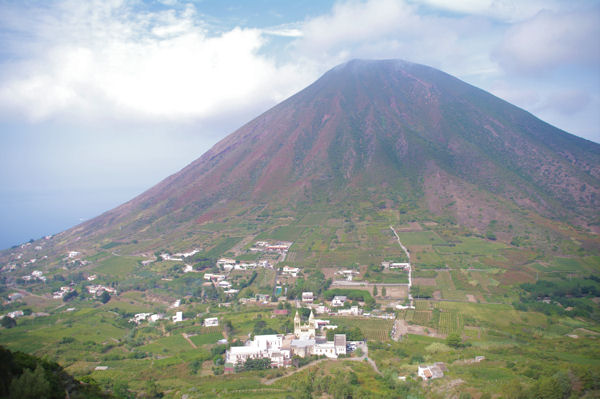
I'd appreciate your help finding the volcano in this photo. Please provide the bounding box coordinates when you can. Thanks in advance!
[63,59,599,249]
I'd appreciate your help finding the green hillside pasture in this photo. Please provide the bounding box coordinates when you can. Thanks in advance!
[190,331,224,346]
[546,256,600,273]
[450,269,471,291]
[435,237,508,257]
[95,255,143,278]
[435,270,455,290]
[0,307,128,360]
[262,225,305,241]
[441,289,470,301]
[141,334,193,355]
[411,245,445,267]
[299,212,330,226]
[396,231,446,246]
[206,236,243,258]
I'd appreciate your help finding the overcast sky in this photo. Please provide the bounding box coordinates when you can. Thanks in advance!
[0,0,599,249]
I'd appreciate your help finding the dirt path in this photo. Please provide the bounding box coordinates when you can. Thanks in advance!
[392,319,408,341]
[263,358,330,385]
[182,333,197,349]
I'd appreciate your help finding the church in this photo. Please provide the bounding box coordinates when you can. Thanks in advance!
[294,310,316,339]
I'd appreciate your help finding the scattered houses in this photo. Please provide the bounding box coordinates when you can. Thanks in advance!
[86,285,117,296]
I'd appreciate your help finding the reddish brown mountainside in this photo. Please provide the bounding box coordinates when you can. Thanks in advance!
[72,59,600,243]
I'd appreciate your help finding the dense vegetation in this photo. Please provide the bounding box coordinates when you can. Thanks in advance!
[0,345,114,399]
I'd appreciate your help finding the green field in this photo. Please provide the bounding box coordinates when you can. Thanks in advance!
[95,255,143,277]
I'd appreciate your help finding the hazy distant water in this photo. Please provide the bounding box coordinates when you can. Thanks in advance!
[0,187,141,250]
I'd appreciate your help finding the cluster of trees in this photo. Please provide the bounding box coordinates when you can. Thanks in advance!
[326,326,364,341]
[291,368,421,399]
[498,368,600,399]
[287,271,332,300]
[0,345,118,399]
[253,319,278,336]
[235,357,271,372]
[515,276,600,320]
[323,288,376,308]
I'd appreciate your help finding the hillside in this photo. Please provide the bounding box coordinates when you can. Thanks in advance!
[46,59,598,250]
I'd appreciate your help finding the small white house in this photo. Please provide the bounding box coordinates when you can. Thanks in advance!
[172,311,183,323]
[218,281,232,289]
[149,314,163,322]
[302,292,314,303]
[204,317,219,327]
[331,296,347,307]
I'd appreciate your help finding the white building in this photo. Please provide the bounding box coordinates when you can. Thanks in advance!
[331,296,347,307]
[313,341,337,358]
[315,305,330,314]
[172,311,183,323]
[7,310,24,318]
[204,317,219,327]
[225,334,289,367]
[282,266,300,277]
[149,314,163,322]
[334,334,347,355]
[418,364,445,380]
[337,306,362,316]
[302,292,314,303]
[130,313,151,324]
[218,281,232,289]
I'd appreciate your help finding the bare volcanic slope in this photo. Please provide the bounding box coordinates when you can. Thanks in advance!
[69,59,600,246]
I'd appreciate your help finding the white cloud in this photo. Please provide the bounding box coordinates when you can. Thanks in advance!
[494,9,600,73]
[414,0,561,22]
[0,1,313,124]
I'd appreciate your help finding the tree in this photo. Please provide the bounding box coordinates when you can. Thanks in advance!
[446,333,462,348]
[1,317,16,329]
[8,365,50,399]
[144,380,164,398]
[63,290,78,302]
[372,285,378,296]
[381,287,387,297]
[99,291,111,304]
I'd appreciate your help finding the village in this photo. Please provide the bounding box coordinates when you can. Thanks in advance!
[0,235,475,382]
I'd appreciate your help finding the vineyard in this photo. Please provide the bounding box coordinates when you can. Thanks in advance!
[329,317,394,341]
[403,302,464,335]
[437,311,463,335]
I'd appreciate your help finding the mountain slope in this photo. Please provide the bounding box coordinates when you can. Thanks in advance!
[65,59,599,248]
